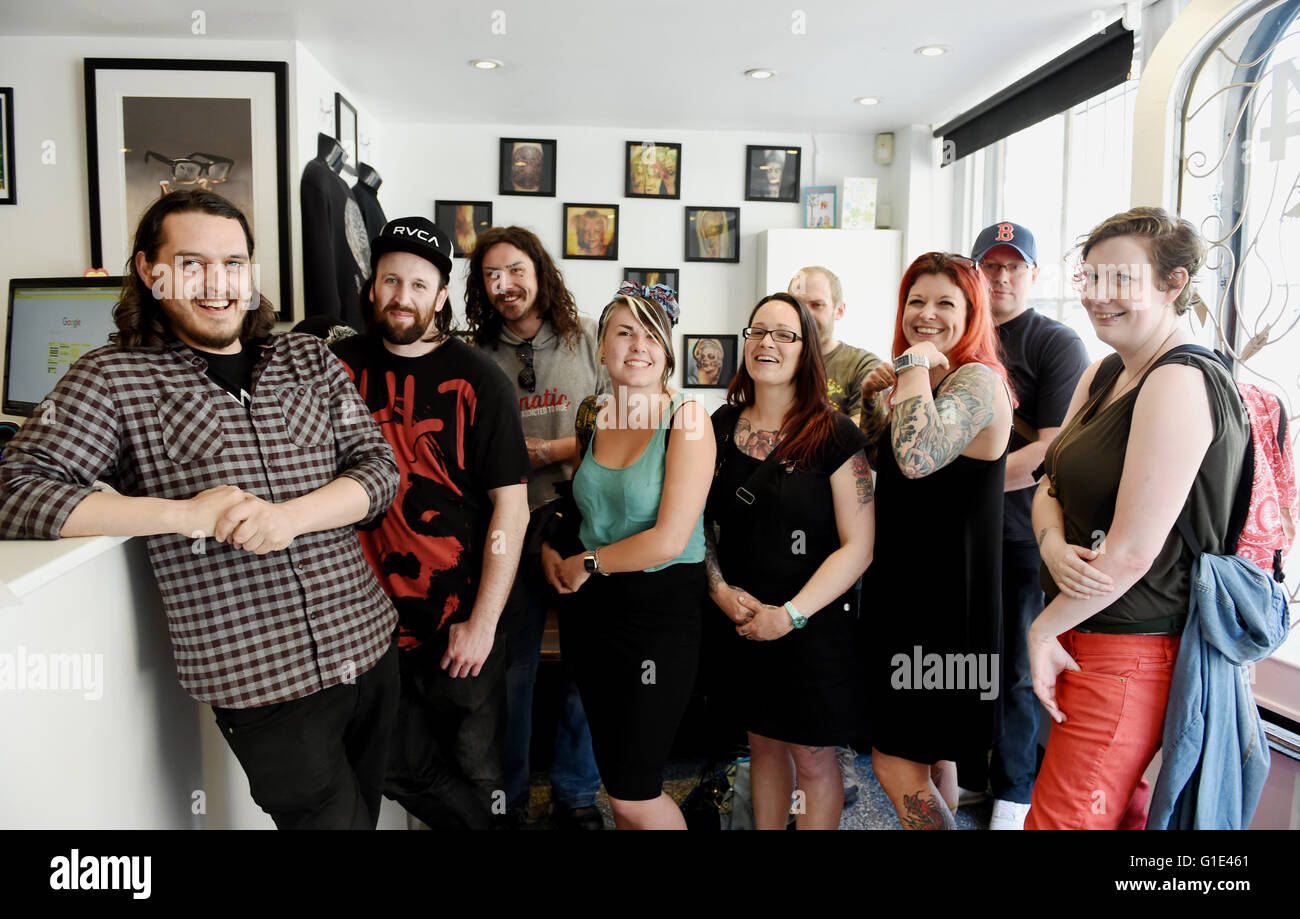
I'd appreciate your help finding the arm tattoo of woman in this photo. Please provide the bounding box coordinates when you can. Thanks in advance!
[890,364,996,478]
[704,525,726,593]
[901,791,956,830]
[734,418,781,460]
[850,450,874,505]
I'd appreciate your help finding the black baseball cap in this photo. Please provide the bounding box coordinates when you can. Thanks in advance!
[371,216,454,278]
[972,221,1037,265]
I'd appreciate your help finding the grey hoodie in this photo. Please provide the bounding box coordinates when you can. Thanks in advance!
[477,316,601,510]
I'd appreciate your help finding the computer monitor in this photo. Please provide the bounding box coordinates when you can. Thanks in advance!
[3,277,122,416]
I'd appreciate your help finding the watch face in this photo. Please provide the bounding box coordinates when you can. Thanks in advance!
[584,554,597,573]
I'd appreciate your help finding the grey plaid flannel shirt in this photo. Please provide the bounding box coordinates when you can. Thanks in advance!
[0,332,400,708]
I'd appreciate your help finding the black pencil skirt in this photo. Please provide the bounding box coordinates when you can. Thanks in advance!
[559,561,705,801]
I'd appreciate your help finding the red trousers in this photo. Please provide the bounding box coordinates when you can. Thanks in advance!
[1025,630,1180,830]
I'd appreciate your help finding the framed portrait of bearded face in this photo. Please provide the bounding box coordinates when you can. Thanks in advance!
[625,142,681,199]
[499,137,556,196]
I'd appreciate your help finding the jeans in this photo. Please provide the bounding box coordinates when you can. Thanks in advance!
[503,559,601,811]
[383,631,510,830]
[1025,630,1179,830]
[989,539,1045,803]
[212,635,399,830]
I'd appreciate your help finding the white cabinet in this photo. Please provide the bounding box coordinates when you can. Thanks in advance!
[755,228,904,360]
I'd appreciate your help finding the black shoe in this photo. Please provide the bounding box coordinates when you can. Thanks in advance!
[552,803,605,830]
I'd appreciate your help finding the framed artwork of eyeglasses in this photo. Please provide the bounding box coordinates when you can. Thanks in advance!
[0,88,15,205]
[334,92,357,176]
[684,206,740,263]
[499,137,557,196]
[682,334,738,389]
[625,142,681,199]
[84,58,292,319]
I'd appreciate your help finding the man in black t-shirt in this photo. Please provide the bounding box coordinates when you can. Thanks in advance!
[973,221,1090,829]
[332,216,531,829]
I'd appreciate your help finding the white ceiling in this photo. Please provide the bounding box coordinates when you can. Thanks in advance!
[2,0,1120,133]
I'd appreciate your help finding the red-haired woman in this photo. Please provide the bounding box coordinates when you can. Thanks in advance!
[704,292,876,830]
[859,253,1014,829]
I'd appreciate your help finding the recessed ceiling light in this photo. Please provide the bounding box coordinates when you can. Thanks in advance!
[745,68,775,80]
[855,96,880,106]
[915,45,949,57]
[470,59,502,70]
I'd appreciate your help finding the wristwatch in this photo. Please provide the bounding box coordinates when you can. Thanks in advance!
[783,601,807,629]
[892,352,931,375]
[583,548,608,576]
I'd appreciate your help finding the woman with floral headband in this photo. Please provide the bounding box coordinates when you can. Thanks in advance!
[541,283,715,830]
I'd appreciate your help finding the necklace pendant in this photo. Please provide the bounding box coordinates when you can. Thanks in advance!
[1048,477,1058,499]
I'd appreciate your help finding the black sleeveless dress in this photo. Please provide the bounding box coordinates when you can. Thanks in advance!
[863,394,1007,788]
[704,406,868,747]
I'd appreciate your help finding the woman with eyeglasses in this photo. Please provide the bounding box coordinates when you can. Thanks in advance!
[857,252,1014,829]
[540,285,715,830]
[704,292,875,830]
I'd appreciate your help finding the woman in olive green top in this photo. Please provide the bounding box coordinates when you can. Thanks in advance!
[1024,208,1249,829]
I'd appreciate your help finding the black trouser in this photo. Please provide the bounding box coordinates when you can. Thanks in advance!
[211,636,400,829]
[989,539,1045,804]
[383,632,510,830]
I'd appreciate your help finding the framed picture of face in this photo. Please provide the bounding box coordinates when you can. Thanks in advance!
[84,58,292,318]
[625,142,681,199]
[623,267,679,294]
[745,145,801,202]
[435,200,493,258]
[682,334,738,389]
[684,206,739,262]
[499,137,556,196]
[334,92,357,176]
[563,203,618,260]
[803,185,837,228]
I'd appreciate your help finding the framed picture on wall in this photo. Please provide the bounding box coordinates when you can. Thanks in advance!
[563,203,618,260]
[623,267,679,294]
[499,137,557,196]
[684,206,739,262]
[745,145,801,202]
[803,185,836,228]
[435,200,493,257]
[334,92,357,176]
[624,141,681,199]
[83,58,292,318]
[682,334,738,389]
[0,87,15,205]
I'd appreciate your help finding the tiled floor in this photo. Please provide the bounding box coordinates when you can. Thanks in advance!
[521,750,992,830]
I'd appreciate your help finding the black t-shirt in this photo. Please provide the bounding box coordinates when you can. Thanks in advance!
[200,342,263,409]
[997,308,1089,541]
[331,334,531,652]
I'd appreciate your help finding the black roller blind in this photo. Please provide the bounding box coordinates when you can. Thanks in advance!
[935,21,1134,164]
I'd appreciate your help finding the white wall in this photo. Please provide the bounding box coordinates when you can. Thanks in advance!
[377,122,886,396]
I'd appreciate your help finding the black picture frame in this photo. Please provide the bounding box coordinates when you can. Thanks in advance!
[334,92,357,177]
[0,87,15,205]
[435,200,493,258]
[745,145,801,202]
[563,203,619,260]
[624,141,681,199]
[84,58,292,319]
[499,137,557,196]
[682,334,738,389]
[623,267,679,294]
[684,206,740,263]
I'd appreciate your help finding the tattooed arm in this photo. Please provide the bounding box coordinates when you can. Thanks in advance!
[736,447,875,640]
[889,362,997,479]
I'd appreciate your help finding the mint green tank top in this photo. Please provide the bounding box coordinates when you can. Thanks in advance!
[573,394,705,571]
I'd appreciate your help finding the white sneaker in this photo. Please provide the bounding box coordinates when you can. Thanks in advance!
[988,799,1031,830]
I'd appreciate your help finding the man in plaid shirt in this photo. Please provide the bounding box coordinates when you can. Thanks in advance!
[0,189,401,830]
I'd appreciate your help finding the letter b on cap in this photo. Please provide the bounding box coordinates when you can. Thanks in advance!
[996,223,1015,242]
